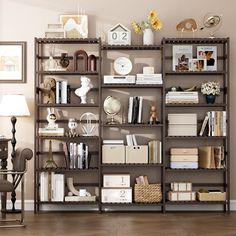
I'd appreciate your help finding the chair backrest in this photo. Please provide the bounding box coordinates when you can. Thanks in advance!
[12,148,33,172]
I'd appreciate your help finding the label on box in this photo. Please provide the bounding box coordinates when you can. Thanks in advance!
[103,174,130,187]
[101,188,132,203]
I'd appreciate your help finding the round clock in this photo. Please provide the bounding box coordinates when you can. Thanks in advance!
[114,57,132,75]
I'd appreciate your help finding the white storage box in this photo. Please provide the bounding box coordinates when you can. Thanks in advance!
[168,191,196,201]
[170,148,198,155]
[126,146,148,163]
[170,155,198,162]
[168,124,197,136]
[168,114,197,124]
[102,145,125,163]
[171,182,192,191]
[101,188,132,203]
[170,162,198,169]
[103,174,130,188]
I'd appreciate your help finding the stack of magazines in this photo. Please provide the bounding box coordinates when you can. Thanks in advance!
[166,91,199,104]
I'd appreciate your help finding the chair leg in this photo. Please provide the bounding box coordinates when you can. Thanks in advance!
[20,176,24,224]
[1,193,6,219]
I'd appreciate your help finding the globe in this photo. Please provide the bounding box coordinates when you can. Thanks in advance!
[103,96,121,124]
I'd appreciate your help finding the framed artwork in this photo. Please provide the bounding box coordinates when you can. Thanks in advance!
[197,46,217,71]
[59,15,88,38]
[189,59,206,71]
[0,42,26,83]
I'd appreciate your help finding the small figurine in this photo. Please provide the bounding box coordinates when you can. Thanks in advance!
[39,77,56,104]
[149,105,159,125]
[75,76,93,104]
[46,108,58,129]
[67,118,79,137]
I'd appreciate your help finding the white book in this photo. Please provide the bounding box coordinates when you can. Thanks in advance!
[211,111,215,136]
[51,172,55,201]
[56,81,61,104]
[77,143,82,169]
[222,111,227,136]
[172,45,193,71]
[128,97,133,123]
[132,134,138,146]
[61,80,68,104]
[73,143,77,169]
[137,96,143,123]
[199,114,209,136]
[126,134,133,146]
[40,172,49,201]
[197,46,217,71]
[69,143,74,169]
[85,145,89,169]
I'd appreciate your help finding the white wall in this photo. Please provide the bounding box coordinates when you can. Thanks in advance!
[0,0,236,201]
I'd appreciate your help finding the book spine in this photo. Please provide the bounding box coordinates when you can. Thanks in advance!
[222,111,227,136]
[137,96,143,123]
[73,143,77,169]
[199,114,209,136]
[56,81,60,104]
[67,85,71,104]
[128,97,133,123]
[69,143,74,169]
[61,80,68,104]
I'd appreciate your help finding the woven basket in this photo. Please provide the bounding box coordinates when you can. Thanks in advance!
[197,192,226,201]
[134,184,162,203]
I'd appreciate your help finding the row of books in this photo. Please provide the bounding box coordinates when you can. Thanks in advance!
[199,111,226,136]
[64,142,90,169]
[40,172,64,202]
[128,96,143,124]
[56,80,71,104]
[165,91,199,104]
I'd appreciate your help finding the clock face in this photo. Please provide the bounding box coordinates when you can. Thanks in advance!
[113,57,132,75]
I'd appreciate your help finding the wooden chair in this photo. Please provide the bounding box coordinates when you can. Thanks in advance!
[0,148,33,227]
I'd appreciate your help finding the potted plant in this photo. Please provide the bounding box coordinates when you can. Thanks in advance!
[131,10,162,45]
[201,81,220,104]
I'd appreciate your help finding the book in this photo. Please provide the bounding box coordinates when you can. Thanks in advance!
[128,97,133,123]
[172,45,193,71]
[198,146,215,169]
[126,134,133,146]
[197,46,217,71]
[131,96,139,124]
[137,96,143,123]
[199,114,209,136]
[103,140,124,145]
[132,134,138,146]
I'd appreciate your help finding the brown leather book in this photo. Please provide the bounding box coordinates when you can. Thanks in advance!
[198,146,212,168]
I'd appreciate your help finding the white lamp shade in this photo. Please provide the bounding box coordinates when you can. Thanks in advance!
[0,94,30,117]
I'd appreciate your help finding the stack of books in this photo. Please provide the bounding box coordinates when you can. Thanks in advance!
[170,148,198,169]
[136,74,163,85]
[66,142,90,169]
[40,172,64,202]
[165,91,199,104]
[198,146,224,169]
[56,80,71,104]
[168,113,197,136]
[148,140,162,164]
[128,96,143,124]
[38,127,64,137]
[199,111,227,136]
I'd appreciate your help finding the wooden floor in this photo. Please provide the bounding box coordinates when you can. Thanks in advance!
[1,212,236,235]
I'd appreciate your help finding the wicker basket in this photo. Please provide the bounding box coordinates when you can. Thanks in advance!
[197,192,226,201]
[134,184,162,203]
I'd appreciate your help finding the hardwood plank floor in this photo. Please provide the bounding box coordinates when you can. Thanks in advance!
[1,212,236,236]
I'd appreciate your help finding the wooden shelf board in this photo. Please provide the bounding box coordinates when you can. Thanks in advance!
[166,136,226,140]
[37,168,99,173]
[166,103,226,107]
[36,136,99,141]
[101,202,163,206]
[102,44,162,50]
[36,71,99,75]
[163,38,229,44]
[166,168,226,172]
[101,163,163,167]
[36,38,100,44]
[37,103,99,107]
[101,123,163,128]
[101,84,163,88]
[165,71,226,75]
[166,200,226,205]
[38,201,99,205]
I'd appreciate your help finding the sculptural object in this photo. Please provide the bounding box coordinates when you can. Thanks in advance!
[149,105,159,124]
[39,77,56,104]
[46,108,58,129]
[75,76,93,104]
[68,118,79,137]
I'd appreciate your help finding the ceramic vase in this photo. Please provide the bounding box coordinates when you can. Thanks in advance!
[143,28,154,45]
[206,94,216,104]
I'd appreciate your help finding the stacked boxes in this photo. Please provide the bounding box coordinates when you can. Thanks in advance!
[170,148,198,169]
[168,182,196,201]
[101,174,132,203]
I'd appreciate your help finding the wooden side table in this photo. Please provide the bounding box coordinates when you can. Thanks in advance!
[0,139,10,218]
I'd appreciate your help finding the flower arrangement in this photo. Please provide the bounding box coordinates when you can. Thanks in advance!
[201,81,220,96]
[132,10,162,33]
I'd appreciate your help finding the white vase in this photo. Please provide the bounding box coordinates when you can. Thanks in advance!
[143,28,154,45]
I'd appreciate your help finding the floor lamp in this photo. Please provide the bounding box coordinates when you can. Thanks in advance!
[0,94,30,213]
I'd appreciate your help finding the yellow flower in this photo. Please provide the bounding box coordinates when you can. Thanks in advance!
[149,10,157,19]
[131,21,142,34]
[151,18,162,30]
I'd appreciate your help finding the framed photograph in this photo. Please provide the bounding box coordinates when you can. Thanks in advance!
[59,15,88,38]
[172,45,193,71]
[197,46,217,71]
[0,42,26,83]
[189,58,206,71]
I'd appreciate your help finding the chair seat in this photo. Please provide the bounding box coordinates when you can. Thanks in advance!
[0,179,13,192]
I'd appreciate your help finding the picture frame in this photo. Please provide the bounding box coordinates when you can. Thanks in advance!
[59,15,88,38]
[172,45,193,71]
[0,41,26,83]
[197,45,217,71]
[189,58,206,71]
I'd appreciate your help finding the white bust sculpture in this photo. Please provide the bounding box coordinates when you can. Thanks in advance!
[75,76,93,104]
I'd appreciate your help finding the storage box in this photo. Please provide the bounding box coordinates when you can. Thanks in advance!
[134,184,162,203]
[168,191,196,201]
[170,162,198,169]
[170,148,198,155]
[102,145,125,163]
[101,188,132,203]
[197,192,226,201]
[168,124,197,136]
[168,114,197,124]
[126,146,148,163]
[171,182,192,191]
[103,174,130,188]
